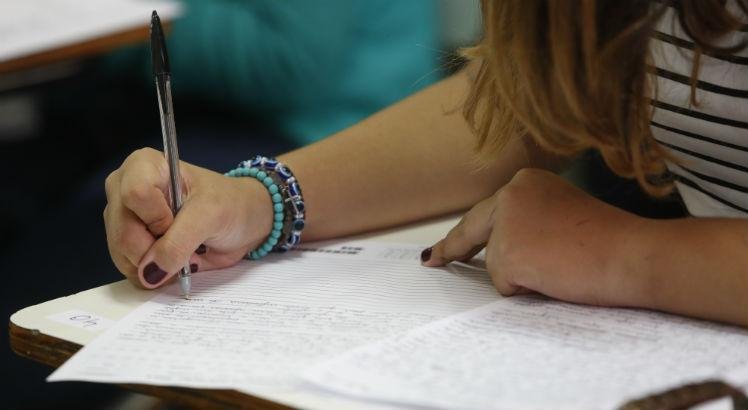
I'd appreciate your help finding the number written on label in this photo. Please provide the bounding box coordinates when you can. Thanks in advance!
[46,309,114,332]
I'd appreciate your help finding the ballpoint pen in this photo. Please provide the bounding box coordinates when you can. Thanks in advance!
[151,10,191,299]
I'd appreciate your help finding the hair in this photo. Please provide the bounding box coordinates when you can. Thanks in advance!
[463,0,748,196]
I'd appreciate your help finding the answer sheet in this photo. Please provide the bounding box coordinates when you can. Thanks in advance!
[305,295,748,410]
[48,241,498,392]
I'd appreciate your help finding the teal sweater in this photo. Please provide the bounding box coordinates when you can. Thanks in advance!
[119,0,440,145]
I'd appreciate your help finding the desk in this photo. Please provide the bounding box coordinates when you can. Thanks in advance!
[11,214,746,410]
[10,216,459,410]
[0,24,160,75]
[0,0,181,91]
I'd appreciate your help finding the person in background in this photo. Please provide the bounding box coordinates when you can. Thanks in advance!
[110,0,441,145]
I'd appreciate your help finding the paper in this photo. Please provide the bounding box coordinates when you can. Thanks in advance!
[46,309,114,332]
[0,0,182,62]
[48,241,498,392]
[305,296,748,410]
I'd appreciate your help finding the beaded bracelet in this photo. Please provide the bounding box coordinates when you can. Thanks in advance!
[240,156,306,252]
[228,156,306,259]
[225,166,285,260]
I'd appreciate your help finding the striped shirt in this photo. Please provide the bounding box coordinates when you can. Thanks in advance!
[650,5,748,217]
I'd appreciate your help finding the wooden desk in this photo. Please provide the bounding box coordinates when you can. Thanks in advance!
[0,25,157,75]
[10,216,459,410]
[0,0,181,76]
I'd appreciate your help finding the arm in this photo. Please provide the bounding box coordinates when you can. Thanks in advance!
[281,69,561,240]
[104,70,560,288]
[631,217,748,327]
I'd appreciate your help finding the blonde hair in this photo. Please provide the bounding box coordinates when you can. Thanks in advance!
[464,0,747,196]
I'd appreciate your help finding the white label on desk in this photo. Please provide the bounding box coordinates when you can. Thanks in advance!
[46,309,114,332]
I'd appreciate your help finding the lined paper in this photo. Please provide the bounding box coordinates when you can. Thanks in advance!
[48,241,498,392]
[305,295,748,410]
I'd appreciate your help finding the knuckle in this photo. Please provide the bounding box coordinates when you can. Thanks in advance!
[121,183,153,209]
[104,170,118,198]
[497,181,523,206]
[123,147,160,169]
[502,168,559,207]
[133,147,158,159]
[512,167,544,182]
[147,214,172,235]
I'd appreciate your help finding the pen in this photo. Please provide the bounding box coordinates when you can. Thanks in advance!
[150,10,191,299]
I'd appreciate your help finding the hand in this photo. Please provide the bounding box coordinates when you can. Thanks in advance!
[422,168,649,307]
[104,148,273,289]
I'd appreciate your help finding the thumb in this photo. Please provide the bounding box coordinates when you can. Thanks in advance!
[137,200,214,288]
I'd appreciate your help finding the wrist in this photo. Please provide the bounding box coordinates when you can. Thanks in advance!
[233,176,274,250]
[603,213,659,309]
[225,157,307,258]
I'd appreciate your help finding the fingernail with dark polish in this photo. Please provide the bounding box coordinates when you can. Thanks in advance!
[190,263,199,273]
[421,247,433,262]
[195,244,207,255]
[143,262,167,284]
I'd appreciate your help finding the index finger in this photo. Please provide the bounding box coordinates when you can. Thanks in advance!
[118,149,174,236]
[422,196,495,267]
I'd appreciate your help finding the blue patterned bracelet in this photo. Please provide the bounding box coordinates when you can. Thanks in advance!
[225,166,285,260]
[239,156,305,252]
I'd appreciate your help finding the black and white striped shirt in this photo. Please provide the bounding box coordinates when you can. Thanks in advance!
[650,5,748,217]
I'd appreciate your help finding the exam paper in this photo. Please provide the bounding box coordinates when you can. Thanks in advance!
[305,296,748,410]
[49,241,498,392]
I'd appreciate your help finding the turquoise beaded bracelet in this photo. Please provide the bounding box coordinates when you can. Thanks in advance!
[225,166,285,260]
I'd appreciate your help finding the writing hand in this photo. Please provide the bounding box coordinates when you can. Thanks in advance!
[104,148,273,289]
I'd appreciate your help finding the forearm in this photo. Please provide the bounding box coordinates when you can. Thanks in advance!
[279,70,559,240]
[626,217,748,327]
